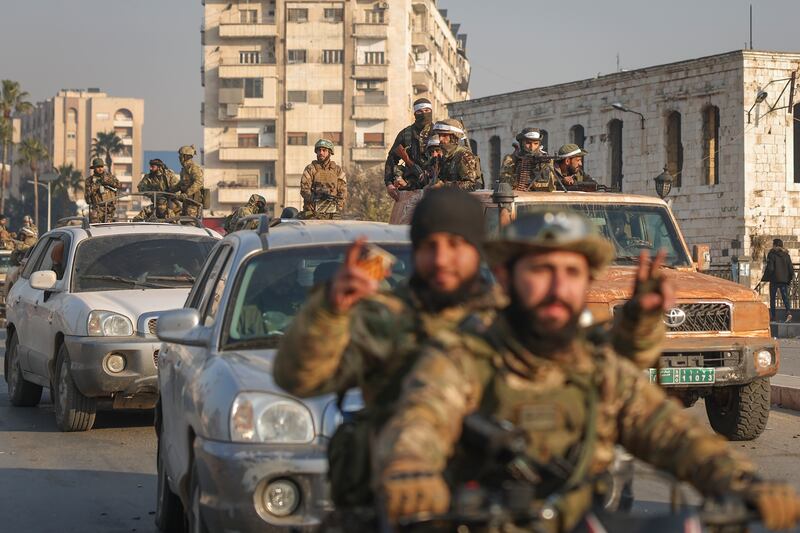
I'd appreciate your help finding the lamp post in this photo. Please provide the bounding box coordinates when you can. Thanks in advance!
[747,90,769,124]
[653,166,674,199]
[30,171,57,231]
[611,102,645,129]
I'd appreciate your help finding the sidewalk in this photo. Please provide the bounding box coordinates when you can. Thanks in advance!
[771,374,800,410]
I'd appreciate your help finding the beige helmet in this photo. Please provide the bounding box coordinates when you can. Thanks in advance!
[178,145,196,157]
[90,158,105,169]
[432,118,465,138]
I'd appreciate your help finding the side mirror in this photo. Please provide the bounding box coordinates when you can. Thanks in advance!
[693,245,711,271]
[156,308,210,347]
[30,270,58,290]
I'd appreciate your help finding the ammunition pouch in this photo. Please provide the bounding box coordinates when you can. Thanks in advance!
[327,410,374,507]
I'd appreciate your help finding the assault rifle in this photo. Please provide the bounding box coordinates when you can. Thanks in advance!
[394,145,425,179]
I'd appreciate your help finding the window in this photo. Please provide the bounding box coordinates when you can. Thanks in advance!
[244,78,263,98]
[67,132,76,139]
[287,49,307,64]
[221,78,243,89]
[323,49,344,64]
[239,51,261,64]
[201,248,234,326]
[356,79,381,91]
[608,119,624,190]
[262,162,276,186]
[539,129,549,153]
[240,9,257,23]
[238,133,258,148]
[324,132,343,145]
[287,8,308,22]
[37,236,70,281]
[795,104,800,184]
[364,51,385,65]
[114,109,133,121]
[365,9,385,24]
[363,132,384,146]
[570,124,585,149]
[469,139,478,154]
[489,136,501,182]
[703,106,720,185]
[287,132,308,145]
[287,90,307,103]
[324,8,344,22]
[263,38,276,63]
[323,90,343,104]
[261,121,276,147]
[666,111,683,187]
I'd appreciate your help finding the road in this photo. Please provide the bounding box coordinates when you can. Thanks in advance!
[0,335,798,532]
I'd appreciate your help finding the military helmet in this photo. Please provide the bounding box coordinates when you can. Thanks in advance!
[314,138,335,155]
[22,215,33,224]
[90,158,105,169]
[178,145,196,157]
[484,209,615,278]
[515,127,542,147]
[425,134,442,150]
[432,118,465,137]
[249,194,267,207]
[155,195,169,206]
[557,143,588,158]
[149,158,165,167]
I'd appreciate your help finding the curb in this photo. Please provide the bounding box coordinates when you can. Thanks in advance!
[771,383,800,411]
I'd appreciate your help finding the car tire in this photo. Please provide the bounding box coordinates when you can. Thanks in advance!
[6,332,43,407]
[155,439,185,532]
[705,377,770,441]
[186,462,208,533]
[54,344,97,432]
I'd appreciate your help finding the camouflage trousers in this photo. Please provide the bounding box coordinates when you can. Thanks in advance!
[89,203,116,223]
[299,210,340,220]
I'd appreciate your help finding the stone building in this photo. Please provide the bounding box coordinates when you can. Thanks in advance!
[450,50,800,274]
[202,0,470,213]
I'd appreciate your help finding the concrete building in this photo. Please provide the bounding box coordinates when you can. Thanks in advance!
[202,0,470,214]
[450,50,800,275]
[17,89,144,200]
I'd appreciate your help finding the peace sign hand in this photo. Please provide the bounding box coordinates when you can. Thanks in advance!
[630,249,675,314]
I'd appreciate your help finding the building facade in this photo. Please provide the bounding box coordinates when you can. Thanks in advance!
[202,0,470,214]
[450,50,800,274]
[17,89,144,199]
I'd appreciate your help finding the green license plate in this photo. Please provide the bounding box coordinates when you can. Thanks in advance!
[648,368,715,385]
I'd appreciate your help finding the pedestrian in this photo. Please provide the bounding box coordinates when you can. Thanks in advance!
[760,238,795,322]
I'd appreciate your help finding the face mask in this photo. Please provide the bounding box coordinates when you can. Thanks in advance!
[415,113,432,127]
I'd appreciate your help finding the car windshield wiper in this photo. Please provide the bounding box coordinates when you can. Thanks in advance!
[613,255,678,268]
[146,274,196,284]
[80,274,173,288]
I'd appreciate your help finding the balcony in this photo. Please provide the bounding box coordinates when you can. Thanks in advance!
[351,145,386,162]
[353,23,388,39]
[218,186,278,205]
[113,119,134,128]
[219,62,277,79]
[412,70,430,92]
[121,137,133,146]
[218,146,278,162]
[218,105,277,121]
[352,94,389,120]
[352,63,389,80]
[412,31,430,51]
[219,22,277,38]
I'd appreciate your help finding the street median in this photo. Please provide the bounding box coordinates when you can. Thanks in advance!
[771,374,800,411]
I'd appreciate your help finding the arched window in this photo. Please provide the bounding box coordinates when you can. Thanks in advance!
[666,111,683,187]
[703,105,720,185]
[489,135,501,183]
[540,129,549,152]
[794,104,800,184]
[469,139,478,155]
[569,124,585,148]
[67,108,78,124]
[114,108,133,121]
[608,119,623,190]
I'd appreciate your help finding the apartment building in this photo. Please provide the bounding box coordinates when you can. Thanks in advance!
[202,0,470,213]
[16,89,144,199]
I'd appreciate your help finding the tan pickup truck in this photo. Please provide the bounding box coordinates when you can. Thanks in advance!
[473,188,776,441]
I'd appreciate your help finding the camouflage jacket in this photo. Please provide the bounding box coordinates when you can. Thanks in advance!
[224,204,263,233]
[375,312,755,530]
[132,204,180,222]
[552,165,596,187]
[385,123,433,185]
[300,159,347,216]
[85,171,120,205]
[138,169,179,193]
[499,151,557,192]
[437,146,482,191]
[179,161,204,200]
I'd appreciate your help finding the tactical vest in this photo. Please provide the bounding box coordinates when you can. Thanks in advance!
[513,154,535,191]
[310,161,342,214]
[402,123,432,166]
[87,172,117,204]
[441,147,468,184]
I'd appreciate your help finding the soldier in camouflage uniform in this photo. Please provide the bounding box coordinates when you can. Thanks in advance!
[85,158,120,223]
[299,139,346,220]
[376,210,800,532]
[500,127,558,191]
[132,195,180,222]
[223,194,267,233]
[385,98,435,200]
[0,215,14,250]
[553,143,597,189]
[429,119,482,191]
[139,158,179,194]
[177,145,204,217]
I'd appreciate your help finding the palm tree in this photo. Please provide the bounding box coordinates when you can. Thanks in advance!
[0,80,33,213]
[91,131,124,170]
[54,163,84,199]
[15,137,49,229]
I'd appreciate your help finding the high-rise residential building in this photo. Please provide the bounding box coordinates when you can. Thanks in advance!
[202,0,470,214]
[16,89,144,200]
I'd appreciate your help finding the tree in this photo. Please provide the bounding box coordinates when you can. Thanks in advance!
[91,131,124,169]
[54,163,84,199]
[0,80,33,214]
[343,164,394,222]
[15,137,49,229]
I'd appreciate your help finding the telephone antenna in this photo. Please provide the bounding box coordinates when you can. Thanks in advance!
[749,4,753,49]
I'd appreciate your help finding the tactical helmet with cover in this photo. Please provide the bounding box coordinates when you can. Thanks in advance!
[22,215,33,224]
[149,158,166,168]
[515,128,543,154]
[178,145,196,157]
[432,119,465,144]
[314,138,335,155]
[90,158,105,169]
[557,144,589,158]
[248,194,267,208]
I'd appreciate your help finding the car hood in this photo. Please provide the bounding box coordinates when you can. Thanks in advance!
[71,288,190,317]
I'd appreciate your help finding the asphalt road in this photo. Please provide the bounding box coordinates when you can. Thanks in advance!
[0,334,798,532]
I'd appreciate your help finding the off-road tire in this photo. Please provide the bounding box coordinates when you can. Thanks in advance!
[155,439,185,532]
[6,332,43,406]
[705,377,770,441]
[54,344,96,432]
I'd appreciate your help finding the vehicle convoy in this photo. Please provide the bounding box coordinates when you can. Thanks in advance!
[3,219,219,431]
[476,187,778,441]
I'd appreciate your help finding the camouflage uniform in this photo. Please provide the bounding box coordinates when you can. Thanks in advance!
[223,194,267,233]
[300,151,347,220]
[431,119,482,191]
[85,158,120,223]
[132,197,180,222]
[0,219,14,250]
[384,98,434,187]
[177,146,204,217]
[139,160,180,194]
[553,144,596,189]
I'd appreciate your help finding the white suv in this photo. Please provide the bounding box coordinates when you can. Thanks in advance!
[4,220,220,431]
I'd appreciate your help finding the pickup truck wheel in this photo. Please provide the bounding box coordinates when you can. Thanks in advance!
[7,332,43,407]
[54,344,96,432]
[155,440,185,532]
[705,377,770,441]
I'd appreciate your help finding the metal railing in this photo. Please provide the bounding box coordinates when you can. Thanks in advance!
[757,262,800,309]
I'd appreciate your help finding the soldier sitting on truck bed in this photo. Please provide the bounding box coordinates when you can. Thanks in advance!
[553,144,598,190]
[500,128,557,191]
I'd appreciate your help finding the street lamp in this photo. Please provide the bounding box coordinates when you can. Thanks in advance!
[611,102,645,129]
[653,166,674,199]
[31,171,58,231]
[747,90,769,123]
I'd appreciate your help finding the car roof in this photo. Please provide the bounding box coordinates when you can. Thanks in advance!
[48,222,221,240]
[511,191,670,206]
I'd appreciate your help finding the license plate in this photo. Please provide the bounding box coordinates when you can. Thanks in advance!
[648,368,715,385]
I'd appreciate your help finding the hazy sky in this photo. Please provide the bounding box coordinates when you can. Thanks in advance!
[1,1,798,151]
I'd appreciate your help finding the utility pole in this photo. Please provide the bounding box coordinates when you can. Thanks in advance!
[750,4,753,50]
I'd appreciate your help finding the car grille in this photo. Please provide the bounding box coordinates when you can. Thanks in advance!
[148,318,158,335]
[661,351,741,368]
[153,349,159,369]
[615,302,731,332]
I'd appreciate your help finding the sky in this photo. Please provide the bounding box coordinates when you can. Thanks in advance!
[1,0,798,151]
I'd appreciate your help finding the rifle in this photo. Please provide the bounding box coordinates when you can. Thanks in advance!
[394,145,424,178]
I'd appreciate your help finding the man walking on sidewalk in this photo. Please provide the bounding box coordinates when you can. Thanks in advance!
[761,238,795,322]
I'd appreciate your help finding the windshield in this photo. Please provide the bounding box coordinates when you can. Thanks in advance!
[222,244,411,350]
[0,254,13,274]
[72,234,216,292]
[517,202,692,267]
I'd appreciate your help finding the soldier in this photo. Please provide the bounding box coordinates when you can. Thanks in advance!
[376,210,800,532]
[223,194,267,233]
[429,119,482,191]
[0,215,14,250]
[14,225,37,251]
[177,145,204,217]
[85,158,120,223]
[500,127,557,191]
[385,98,435,200]
[132,195,180,222]
[299,139,346,220]
[554,143,597,188]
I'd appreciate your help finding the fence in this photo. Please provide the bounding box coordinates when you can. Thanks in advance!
[756,262,800,310]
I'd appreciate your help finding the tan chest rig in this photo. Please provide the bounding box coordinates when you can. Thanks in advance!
[310,162,342,214]
[513,154,552,192]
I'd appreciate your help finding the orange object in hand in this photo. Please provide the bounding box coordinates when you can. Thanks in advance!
[356,244,397,281]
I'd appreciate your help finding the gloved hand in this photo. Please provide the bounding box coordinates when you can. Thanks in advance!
[380,460,450,523]
[746,482,800,531]
[628,249,674,315]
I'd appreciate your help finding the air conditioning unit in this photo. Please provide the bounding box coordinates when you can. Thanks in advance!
[377,1,389,9]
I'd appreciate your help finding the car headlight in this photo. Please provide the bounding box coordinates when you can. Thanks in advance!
[230,392,314,444]
[87,310,134,336]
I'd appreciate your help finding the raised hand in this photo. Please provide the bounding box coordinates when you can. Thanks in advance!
[631,249,675,313]
[328,238,379,313]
